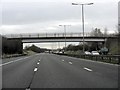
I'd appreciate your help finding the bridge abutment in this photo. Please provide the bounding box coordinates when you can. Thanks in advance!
[2,37,23,54]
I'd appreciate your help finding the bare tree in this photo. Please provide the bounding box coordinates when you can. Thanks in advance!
[90,28,103,37]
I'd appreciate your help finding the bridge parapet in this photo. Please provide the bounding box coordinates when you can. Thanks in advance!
[3,32,116,39]
[3,33,90,38]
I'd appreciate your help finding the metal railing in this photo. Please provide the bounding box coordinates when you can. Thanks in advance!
[79,54,120,64]
[57,53,120,64]
[3,32,116,38]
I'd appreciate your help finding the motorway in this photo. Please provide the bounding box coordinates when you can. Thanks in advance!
[1,53,119,89]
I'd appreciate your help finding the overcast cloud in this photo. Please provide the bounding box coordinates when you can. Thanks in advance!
[0,0,119,34]
[0,0,119,49]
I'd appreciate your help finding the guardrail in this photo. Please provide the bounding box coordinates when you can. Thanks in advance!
[56,53,120,64]
[2,54,27,59]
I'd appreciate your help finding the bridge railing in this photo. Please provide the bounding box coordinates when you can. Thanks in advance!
[3,33,116,38]
[3,32,100,38]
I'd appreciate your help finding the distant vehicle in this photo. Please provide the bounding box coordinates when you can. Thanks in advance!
[84,51,91,55]
[99,47,109,55]
[91,51,99,55]
[59,51,63,54]
[45,51,49,53]
[54,51,59,54]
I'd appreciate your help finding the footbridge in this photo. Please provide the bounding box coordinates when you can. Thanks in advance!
[3,32,116,43]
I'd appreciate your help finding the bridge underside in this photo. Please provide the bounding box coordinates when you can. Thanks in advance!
[7,37,106,43]
[22,38,105,43]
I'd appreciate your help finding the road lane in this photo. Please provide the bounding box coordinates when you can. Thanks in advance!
[2,53,118,88]
[2,54,42,88]
[2,56,30,64]
[58,55,118,82]
[31,54,118,88]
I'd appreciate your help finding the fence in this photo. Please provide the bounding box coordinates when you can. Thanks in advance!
[56,53,120,64]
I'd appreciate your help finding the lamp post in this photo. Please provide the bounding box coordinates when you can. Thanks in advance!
[72,2,93,53]
[59,25,71,51]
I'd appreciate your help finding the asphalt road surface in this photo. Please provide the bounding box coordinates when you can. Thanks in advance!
[1,53,119,89]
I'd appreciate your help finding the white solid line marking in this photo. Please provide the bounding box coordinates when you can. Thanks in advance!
[84,67,92,72]
[37,62,40,65]
[34,68,38,72]
[0,61,14,66]
[62,60,64,61]
[0,57,30,67]
[69,62,72,64]
[14,58,24,62]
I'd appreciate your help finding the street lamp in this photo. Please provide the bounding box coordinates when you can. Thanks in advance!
[59,25,71,51]
[72,2,93,53]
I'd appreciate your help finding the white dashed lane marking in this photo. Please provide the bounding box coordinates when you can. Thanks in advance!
[37,62,40,65]
[69,62,72,64]
[84,67,92,72]
[34,68,38,72]
[62,60,64,61]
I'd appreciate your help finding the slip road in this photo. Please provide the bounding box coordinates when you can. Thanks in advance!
[2,53,118,88]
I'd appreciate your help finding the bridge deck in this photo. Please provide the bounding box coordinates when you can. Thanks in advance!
[3,33,116,39]
[3,33,117,43]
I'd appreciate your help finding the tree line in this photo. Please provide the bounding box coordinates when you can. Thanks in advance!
[63,27,119,55]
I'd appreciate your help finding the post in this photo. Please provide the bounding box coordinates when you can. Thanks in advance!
[118,56,120,64]
[64,25,67,51]
[82,4,85,53]
[58,42,60,49]
[72,2,93,53]
[59,25,71,52]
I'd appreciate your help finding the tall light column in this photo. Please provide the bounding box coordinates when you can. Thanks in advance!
[59,25,71,51]
[72,2,93,53]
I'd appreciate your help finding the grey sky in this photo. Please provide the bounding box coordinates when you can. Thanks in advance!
[119,1,120,31]
[1,0,119,34]
[0,0,119,49]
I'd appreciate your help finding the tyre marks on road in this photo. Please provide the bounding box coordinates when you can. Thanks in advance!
[26,59,41,90]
